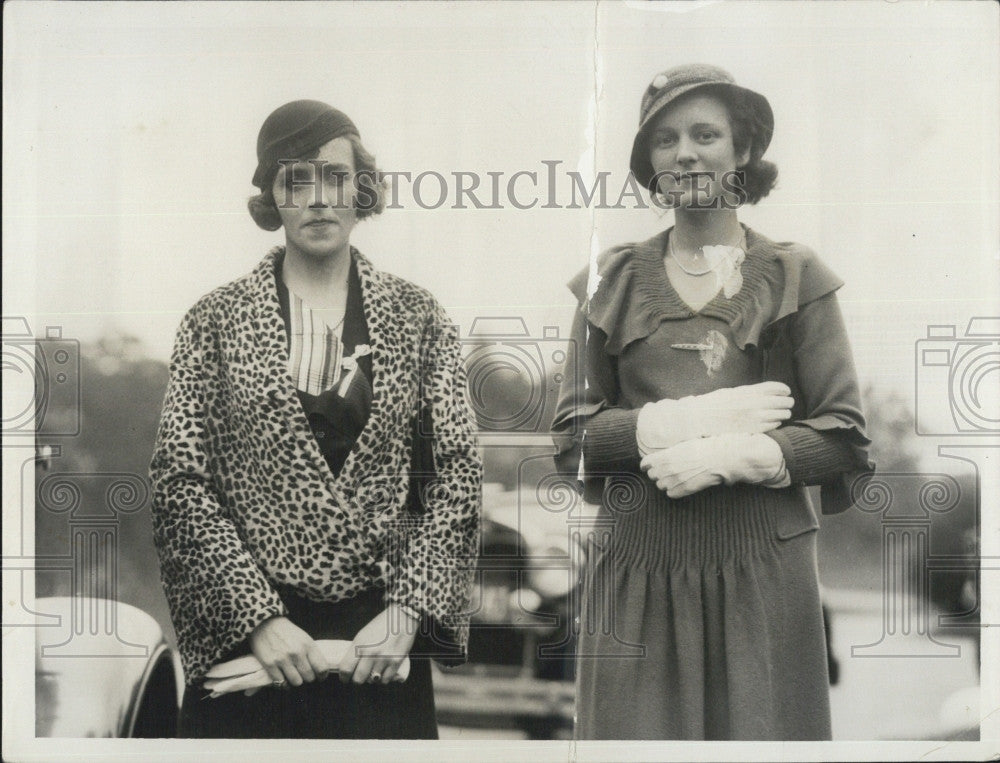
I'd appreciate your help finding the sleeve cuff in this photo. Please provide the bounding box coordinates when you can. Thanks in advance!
[583,408,642,471]
[765,425,858,486]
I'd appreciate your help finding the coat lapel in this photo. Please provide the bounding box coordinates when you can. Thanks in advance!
[336,250,388,495]
[243,248,360,521]
[246,248,298,407]
[241,246,401,513]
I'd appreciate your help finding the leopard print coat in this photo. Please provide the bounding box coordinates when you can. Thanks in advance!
[150,247,482,684]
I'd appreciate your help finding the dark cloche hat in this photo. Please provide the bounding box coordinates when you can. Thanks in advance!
[629,64,774,193]
[252,100,360,190]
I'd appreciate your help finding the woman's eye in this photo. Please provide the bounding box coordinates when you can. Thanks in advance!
[697,131,718,143]
[285,169,314,189]
[653,134,676,148]
[324,169,348,186]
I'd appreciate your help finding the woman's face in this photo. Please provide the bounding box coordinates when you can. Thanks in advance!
[272,136,358,260]
[647,92,750,209]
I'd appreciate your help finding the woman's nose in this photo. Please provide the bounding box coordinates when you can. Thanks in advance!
[324,178,353,209]
[675,136,698,164]
[307,180,346,209]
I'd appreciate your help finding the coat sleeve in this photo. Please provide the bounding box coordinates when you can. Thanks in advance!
[551,302,643,503]
[150,304,286,683]
[384,300,482,663]
[764,291,875,513]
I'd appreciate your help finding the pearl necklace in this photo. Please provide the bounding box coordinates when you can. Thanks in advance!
[667,232,745,276]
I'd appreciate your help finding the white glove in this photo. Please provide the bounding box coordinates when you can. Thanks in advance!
[636,382,794,455]
[640,433,789,499]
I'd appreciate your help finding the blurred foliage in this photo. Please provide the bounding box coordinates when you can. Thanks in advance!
[858,382,921,474]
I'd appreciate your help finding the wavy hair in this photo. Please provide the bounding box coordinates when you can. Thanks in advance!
[247,135,389,231]
[706,84,778,205]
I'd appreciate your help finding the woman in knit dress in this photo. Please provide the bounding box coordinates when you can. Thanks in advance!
[150,100,481,738]
[552,64,873,740]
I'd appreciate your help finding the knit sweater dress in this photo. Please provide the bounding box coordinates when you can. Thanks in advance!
[552,226,873,740]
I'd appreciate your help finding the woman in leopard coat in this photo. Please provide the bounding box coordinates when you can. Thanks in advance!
[150,100,482,738]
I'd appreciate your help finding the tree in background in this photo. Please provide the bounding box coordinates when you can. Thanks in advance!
[34,332,173,640]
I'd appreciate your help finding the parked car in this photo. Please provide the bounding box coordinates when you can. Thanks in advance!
[432,484,582,738]
[34,596,182,737]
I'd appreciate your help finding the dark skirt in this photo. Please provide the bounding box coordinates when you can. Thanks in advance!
[178,587,438,739]
[575,482,831,740]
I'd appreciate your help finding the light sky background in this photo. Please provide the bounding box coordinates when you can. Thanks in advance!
[3,2,1000,758]
[4,1,998,420]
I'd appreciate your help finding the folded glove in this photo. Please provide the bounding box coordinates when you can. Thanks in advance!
[640,432,789,499]
[635,382,794,456]
[202,640,410,697]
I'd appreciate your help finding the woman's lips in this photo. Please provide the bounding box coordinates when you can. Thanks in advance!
[656,171,694,182]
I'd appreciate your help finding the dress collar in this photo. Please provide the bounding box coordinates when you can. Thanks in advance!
[579,225,843,355]
[633,225,773,321]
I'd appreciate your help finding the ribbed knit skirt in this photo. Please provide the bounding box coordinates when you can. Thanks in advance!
[575,479,831,740]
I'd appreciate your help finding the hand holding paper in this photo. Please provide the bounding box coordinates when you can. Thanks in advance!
[202,640,410,698]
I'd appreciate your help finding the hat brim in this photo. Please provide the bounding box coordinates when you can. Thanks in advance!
[629,82,773,194]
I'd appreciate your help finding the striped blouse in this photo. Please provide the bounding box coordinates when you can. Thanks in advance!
[287,289,347,396]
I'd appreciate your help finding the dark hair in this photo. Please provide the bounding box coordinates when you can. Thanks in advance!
[247,134,388,231]
[707,84,778,205]
[648,84,778,206]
